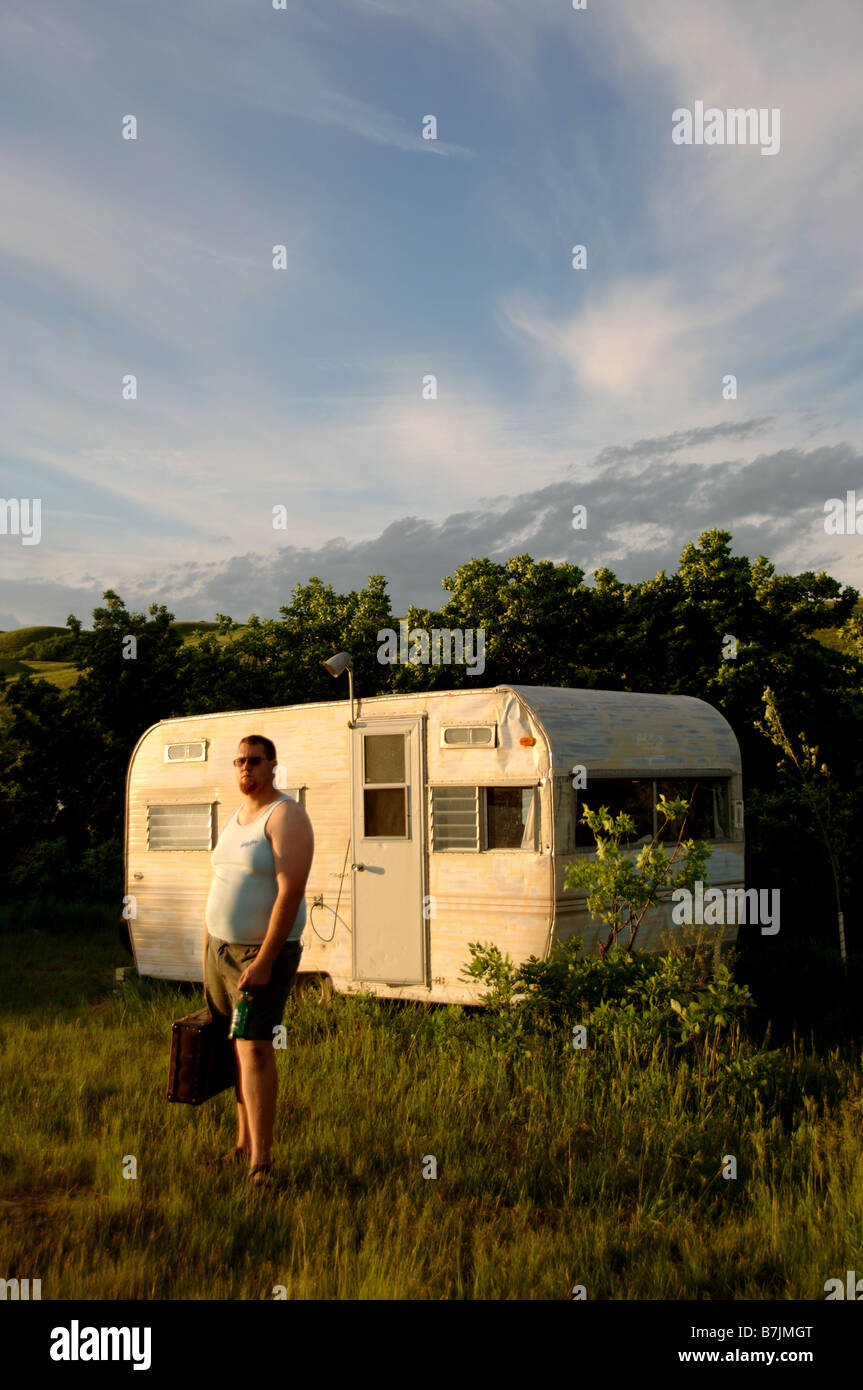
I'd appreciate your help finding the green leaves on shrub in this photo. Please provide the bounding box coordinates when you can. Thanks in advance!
[462,933,754,1058]
[564,797,712,957]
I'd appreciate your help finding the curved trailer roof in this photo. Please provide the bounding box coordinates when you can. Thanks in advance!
[500,685,741,777]
[127,683,741,780]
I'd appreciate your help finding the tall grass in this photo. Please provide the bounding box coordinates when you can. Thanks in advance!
[0,902,860,1299]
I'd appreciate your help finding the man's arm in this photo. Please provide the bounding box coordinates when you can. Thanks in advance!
[237,800,314,988]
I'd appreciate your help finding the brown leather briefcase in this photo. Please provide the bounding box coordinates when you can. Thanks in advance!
[167,1007,236,1104]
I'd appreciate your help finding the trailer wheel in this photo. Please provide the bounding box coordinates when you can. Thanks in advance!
[294,973,333,1006]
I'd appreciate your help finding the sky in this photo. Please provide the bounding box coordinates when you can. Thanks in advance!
[2,0,862,630]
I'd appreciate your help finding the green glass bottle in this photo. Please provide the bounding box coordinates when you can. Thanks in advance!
[229,991,252,1039]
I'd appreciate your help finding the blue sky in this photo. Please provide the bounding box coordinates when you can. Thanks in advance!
[2,0,863,628]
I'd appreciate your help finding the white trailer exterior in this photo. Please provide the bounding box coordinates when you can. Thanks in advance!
[124,684,744,1006]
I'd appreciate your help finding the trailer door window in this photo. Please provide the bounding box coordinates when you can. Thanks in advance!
[362,733,408,837]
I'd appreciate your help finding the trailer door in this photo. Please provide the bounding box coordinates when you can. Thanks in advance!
[350,718,425,984]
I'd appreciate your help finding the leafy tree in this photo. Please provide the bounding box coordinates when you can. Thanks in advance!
[181,575,394,711]
[390,554,591,690]
[756,688,852,963]
[1,592,193,895]
[2,531,862,956]
[564,794,711,958]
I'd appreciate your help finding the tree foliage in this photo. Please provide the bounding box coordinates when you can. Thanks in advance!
[0,528,860,957]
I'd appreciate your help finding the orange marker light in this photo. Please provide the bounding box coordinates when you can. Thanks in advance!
[519,736,536,746]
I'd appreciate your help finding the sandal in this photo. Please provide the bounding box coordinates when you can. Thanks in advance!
[249,1165,272,1187]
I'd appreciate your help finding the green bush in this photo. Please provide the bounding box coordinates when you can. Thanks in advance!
[17,633,76,660]
[462,935,754,1055]
[9,836,122,905]
[462,934,863,1128]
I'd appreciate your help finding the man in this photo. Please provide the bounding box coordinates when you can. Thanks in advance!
[202,734,314,1186]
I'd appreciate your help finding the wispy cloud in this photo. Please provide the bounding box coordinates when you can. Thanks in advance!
[1,0,862,631]
[4,433,860,629]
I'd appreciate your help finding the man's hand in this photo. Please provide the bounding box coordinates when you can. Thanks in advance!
[237,957,273,992]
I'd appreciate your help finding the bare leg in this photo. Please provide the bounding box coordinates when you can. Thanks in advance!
[234,1039,277,1168]
[233,1042,252,1156]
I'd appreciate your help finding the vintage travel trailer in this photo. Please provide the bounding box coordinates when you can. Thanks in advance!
[123,684,744,1006]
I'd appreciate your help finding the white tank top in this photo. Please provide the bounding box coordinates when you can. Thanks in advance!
[205,795,306,945]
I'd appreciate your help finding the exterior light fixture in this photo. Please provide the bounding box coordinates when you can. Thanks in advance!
[323,651,355,725]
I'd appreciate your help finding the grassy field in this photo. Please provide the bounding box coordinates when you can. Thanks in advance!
[5,659,79,691]
[0,621,223,693]
[0,627,69,652]
[0,901,861,1300]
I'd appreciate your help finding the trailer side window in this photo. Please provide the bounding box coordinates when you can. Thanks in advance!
[555,776,576,852]
[575,780,654,847]
[430,787,480,851]
[655,778,731,841]
[486,787,537,850]
[147,803,214,850]
[163,741,207,762]
[573,777,732,848]
[441,725,497,747]
[429,786,538,851]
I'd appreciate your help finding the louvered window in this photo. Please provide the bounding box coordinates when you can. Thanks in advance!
[429,787,480,851]
[147,803,214,850]
[430,786,538,852]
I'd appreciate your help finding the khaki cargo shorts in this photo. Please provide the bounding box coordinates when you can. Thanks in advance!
[204,934,303,1042]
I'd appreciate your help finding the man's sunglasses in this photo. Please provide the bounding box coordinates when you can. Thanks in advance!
[233,756,266,767]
